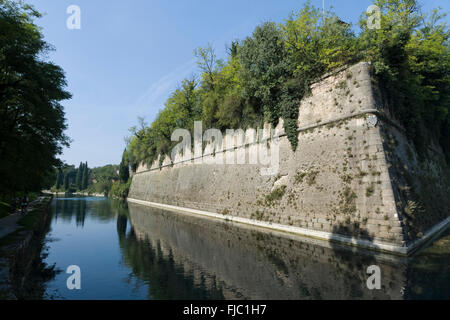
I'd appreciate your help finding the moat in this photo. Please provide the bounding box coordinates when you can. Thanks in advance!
[33,196,450,299]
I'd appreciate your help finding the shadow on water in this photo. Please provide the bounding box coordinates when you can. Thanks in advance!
[9,208,61,299]
[403,228,450,299]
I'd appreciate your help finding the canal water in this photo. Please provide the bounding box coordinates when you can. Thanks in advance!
[37,196,450,300]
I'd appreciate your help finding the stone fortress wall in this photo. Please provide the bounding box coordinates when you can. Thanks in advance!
[128,62,450,255]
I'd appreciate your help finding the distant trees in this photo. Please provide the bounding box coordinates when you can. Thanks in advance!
[0,1,71,197]
[52,163,120,196]
[63,173,70,191]
[88,164,119,195]
[125,0,450,170]
[55,170,63,190]
[82,162,89,190]
[51,162,91,193]
[75,162,83,190]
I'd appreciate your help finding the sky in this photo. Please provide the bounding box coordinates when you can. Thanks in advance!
[26,0,450,167]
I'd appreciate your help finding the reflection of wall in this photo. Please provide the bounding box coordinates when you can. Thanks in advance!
[128,62,450,253]
[128,202,407,300]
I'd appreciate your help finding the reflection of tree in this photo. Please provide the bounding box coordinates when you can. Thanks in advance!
[50,197,123,226]
[117,214,127,239]
[75,200,86,227]
[404,229,450,300]
[116,217,225,300]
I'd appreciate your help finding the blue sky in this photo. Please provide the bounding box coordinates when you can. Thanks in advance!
[27,0,449,167]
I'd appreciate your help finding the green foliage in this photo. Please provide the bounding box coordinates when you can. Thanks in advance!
[265,185,287,205]
[55,170,63,190]
[125,0,450,169]
[109,179,132,200]
[75,162,83,190]
[51,162,119,196]
[63,172,69,191]
[119,149,130,183]
[87,164,120,195]
[359,0,450,159]
[81,162,89,190]
[0,1,71,195]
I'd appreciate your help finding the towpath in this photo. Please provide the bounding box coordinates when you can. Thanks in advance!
[0,197,47,240]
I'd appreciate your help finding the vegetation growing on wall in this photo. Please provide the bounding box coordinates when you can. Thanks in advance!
[361,0,450,161]
[125,0,449,171]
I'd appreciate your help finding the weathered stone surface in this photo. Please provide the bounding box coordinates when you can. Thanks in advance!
[128,62,450,252]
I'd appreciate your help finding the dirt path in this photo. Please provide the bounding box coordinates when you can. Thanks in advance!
[0,197,47,240]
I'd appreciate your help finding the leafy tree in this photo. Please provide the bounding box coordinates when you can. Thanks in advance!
[239,21,304,149]
[55,170,63,190]
[82,162,89,190]
[119,149,130,183]
[194,44,222,91]
[359,0,450,158]
[0,1,71,195]
[125,0,450,169]
[63,173,69,191]
[75,162,83,190]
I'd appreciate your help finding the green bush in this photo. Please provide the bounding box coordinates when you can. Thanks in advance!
[109,179,132,200]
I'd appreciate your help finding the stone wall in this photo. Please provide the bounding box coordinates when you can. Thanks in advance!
[128,62,450,254]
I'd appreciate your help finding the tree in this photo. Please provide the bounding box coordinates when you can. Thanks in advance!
[55,170,63,190]
[124,0,450,169]
[194,44,222,91]
[82,162,89,190]
[359,0,450,158]
[239,22,304,150]
[63,173,69,191]
[0,1,71,195]
[75,162,83,190]
[119,149,130,183]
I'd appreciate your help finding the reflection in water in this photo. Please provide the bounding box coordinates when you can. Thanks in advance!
[126,203,407,299]
[38,197,450,300]
[117,216,225,300]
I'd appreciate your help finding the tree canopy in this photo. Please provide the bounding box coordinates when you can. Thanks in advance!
[124,0,449,169]
[0,0,71,195]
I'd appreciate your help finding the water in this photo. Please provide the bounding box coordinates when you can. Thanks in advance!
[38,196,450,300]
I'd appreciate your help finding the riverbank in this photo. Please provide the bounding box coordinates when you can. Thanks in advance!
[0,196,52,299]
